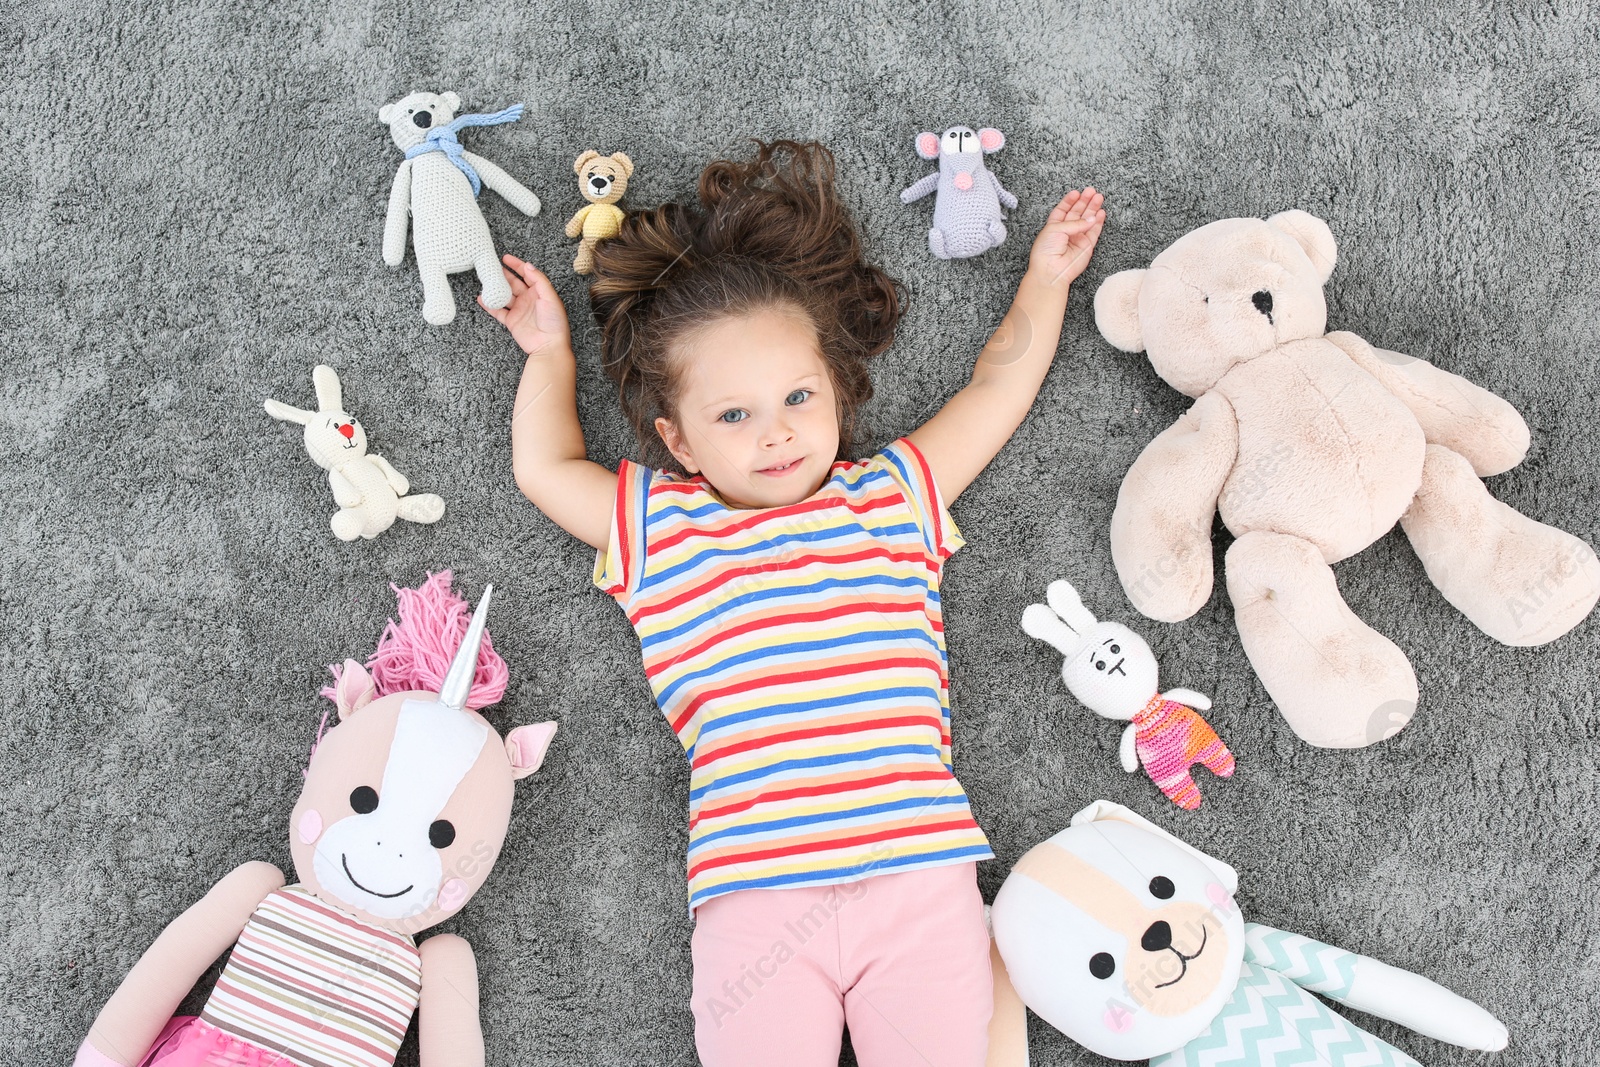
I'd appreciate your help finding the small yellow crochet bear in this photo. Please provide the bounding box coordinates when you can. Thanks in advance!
[565,150,634,273]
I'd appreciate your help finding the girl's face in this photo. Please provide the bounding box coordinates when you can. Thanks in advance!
[655,305,840,509]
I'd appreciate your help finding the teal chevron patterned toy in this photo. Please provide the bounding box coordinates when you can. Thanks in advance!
[985,801,1508,1066]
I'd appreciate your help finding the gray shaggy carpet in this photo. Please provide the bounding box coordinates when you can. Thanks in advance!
[4,0,1599,1064]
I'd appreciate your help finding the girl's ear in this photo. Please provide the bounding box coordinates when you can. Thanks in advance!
[1094,269,1148,353]
[654,416,699,474]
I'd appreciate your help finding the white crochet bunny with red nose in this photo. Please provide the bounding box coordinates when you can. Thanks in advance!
[264,365,444,541]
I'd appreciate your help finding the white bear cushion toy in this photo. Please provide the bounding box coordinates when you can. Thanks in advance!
[379,91,542,325]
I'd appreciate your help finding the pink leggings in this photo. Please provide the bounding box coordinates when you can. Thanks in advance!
[690,862,993,1067]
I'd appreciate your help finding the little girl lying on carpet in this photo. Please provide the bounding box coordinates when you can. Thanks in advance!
[483,140,1104,1067]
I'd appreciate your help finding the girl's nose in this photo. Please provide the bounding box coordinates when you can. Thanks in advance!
[338,424,355,440]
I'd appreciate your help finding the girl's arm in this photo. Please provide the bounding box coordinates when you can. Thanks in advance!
[479,255,617,551]
[908,188,1105,502]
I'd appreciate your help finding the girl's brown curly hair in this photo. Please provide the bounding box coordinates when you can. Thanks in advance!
[588,140,904,469]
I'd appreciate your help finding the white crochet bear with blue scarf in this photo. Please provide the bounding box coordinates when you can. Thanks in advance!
[984,801,1508,1066]
[379,91,542,325]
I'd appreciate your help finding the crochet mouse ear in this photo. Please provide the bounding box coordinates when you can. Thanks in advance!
[915,132,939,160]
[1094,269,1148,353]
[978,127,1005,153]
[1071,800,1238,894]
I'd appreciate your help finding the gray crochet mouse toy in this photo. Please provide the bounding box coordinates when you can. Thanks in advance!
[900,125,1016,259]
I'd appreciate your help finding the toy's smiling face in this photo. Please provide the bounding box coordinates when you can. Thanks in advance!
[991,816,1245,1060]
[302,410,366,469]
[1059,621,1159,720]
[1095,211,1339,398]
[290,690,514,936]
[578,158,631,205]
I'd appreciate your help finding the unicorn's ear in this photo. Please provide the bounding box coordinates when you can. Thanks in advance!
[335,660,377,720]
[1095,269,1148,353]
[312,365,343,413]
[1071,800,1238,894]
[506,722,558,780]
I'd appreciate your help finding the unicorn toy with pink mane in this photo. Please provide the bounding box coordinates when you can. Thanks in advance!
[75,576,556,1067]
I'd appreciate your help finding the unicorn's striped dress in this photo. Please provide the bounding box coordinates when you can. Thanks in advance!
[594,438,993,914]
[197,886,422,1067]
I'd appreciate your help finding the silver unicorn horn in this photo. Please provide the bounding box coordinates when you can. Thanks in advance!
[439,584,493,713]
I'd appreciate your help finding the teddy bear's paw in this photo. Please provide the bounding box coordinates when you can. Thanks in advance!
[1226,530,1418,748]
[1403,445,1600,646]
[399,494,446,525]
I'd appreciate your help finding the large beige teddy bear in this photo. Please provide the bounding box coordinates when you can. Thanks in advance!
[1094,211,1600,748]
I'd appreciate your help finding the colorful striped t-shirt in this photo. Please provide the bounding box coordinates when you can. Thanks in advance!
[201,885,422,1067]
[594,437,993,914]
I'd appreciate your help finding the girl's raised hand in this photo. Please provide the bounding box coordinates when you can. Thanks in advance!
[1029,187,1107,289]
[478,254,573,358]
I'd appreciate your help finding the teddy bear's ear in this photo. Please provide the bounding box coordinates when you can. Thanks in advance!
[377,103,396,124]
[915,132,939,160]
[1094,269,1148,353]
[610,152,635,178]
[442,91,462,112]
[573,149,601,174]
[1267,209,1337,283]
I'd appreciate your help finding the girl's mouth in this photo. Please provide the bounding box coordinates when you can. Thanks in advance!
[756,458,802,476]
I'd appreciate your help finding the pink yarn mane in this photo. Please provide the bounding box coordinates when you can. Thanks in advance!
[320,570,509,710]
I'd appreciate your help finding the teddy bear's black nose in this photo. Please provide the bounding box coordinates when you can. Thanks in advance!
[1141,920,1173,952]
[413,110,433,129]
[1252,290,1274,318]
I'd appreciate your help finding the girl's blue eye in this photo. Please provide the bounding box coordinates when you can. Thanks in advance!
[718,409,748,424]
[785,389,812,406]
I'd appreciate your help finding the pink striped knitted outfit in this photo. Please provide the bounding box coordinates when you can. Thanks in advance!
[1132,695,1236,810]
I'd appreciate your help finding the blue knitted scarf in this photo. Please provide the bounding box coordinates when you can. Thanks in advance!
[403,103,524,197]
